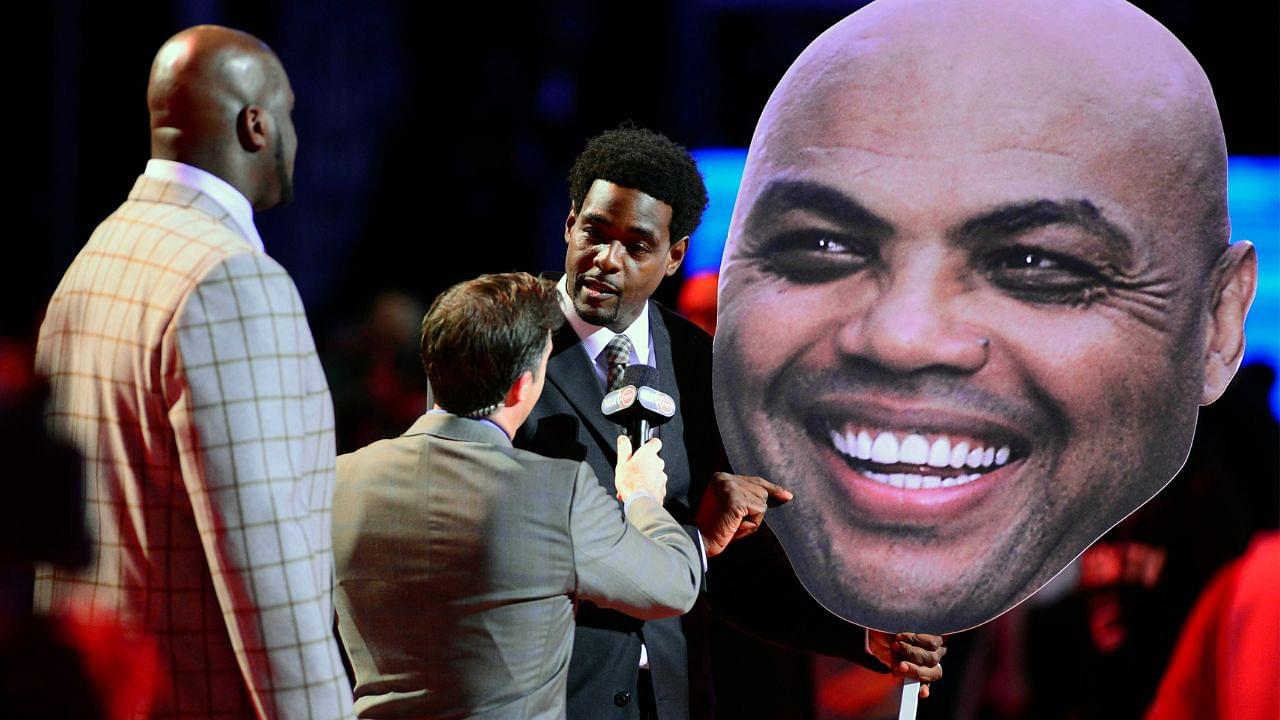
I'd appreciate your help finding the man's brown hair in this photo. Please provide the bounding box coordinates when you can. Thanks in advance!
[421,273,563,417]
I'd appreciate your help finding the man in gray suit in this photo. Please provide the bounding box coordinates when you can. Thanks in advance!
[332,272,702,719]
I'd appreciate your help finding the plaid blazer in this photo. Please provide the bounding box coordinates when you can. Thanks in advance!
[35,175,354,719]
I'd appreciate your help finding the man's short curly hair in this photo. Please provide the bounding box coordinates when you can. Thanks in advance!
[421,273,563,418]
[568,125,709,242]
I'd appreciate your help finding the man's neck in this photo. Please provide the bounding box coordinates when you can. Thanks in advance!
[433,404,517,440]
[488,408,521,440]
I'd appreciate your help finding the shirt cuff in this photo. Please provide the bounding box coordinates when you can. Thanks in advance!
[622,490,658,515]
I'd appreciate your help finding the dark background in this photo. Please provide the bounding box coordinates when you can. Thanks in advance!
[17,1,1279,344]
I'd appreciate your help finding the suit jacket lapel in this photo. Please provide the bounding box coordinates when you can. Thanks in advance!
[546,322,619,458]
[649,302,682,412]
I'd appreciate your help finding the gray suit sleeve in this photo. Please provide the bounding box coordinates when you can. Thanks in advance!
[568,462,702,620]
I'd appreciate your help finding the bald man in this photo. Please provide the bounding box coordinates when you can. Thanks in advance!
[713,0,1257,634]
[35,26,354,718]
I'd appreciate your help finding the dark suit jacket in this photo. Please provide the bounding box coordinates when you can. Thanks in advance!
[333,413,701,719]
[515,299,720,720]
[516,294,888,720]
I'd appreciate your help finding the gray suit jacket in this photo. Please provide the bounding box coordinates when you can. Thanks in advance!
[333,412,701,719]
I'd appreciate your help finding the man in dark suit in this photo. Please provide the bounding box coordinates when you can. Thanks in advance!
[333,272,702,718]
[515,127,945,720]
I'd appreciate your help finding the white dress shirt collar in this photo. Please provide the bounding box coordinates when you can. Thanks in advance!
[556,274,652,369]
[144,159,265,252]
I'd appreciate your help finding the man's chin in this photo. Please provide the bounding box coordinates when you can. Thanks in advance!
[571,296,618,327]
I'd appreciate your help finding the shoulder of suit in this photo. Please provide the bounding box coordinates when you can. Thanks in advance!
[117,190,254,249]
[336,437,396,483]
[107,193,270,283]
[338,431,588,485]
[651,300,712,347]
[168,253,299,336]
[500,442,590,478]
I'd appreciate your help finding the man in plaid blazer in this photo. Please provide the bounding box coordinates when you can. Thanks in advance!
[35,26,353,719]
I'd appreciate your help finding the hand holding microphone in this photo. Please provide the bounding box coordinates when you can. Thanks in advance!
[604,365,677,506]
[601,364,676,449]
[615,435,667,505]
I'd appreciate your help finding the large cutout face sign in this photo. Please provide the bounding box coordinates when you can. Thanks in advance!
[712,0,1257,633]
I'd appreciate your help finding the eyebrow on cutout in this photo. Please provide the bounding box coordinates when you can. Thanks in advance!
[950,199,1134,261]
[743,179,894,239]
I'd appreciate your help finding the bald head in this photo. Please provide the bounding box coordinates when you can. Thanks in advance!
[714,0,1256,632]
[741,0,1227,268]
[148,25,297,210]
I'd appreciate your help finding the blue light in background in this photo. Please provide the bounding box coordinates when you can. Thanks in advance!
[1230,157,1280,415]
[690,150,1280,414]
[688,148,749,276]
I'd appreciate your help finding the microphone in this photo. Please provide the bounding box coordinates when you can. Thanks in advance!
[601,364,676,450]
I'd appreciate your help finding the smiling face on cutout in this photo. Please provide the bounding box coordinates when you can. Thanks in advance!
[712,0,1257,633]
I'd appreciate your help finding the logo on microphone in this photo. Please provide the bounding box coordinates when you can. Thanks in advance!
[601,385,639,415]
[655,393,675,417]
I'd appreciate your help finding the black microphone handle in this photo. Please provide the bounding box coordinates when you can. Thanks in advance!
[633,418,651,449]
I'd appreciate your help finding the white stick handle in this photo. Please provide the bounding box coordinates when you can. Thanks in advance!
[898,679,920,720]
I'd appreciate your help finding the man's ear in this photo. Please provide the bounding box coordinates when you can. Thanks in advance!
[236,105,269,152]
[564,204,578,245]
[505,370,535,409]
[1200,241,1258,405]
[665,236,689,277]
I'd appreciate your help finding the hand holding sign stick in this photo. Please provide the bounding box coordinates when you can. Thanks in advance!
[866,630,945,718]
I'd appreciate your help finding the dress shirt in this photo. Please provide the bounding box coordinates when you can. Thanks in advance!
[144,158,265,252]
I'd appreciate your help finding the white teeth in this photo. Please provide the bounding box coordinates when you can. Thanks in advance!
[871,433,899,464]
[831,431,849,455]
[928,437,951,468]
[900,434,929,464]
[829,426,1019,488]
[857,431,873,460]
[966,447,983,468]
[862,471,983,490]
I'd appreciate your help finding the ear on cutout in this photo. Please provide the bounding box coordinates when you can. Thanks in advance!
[1200,241,1258,405]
